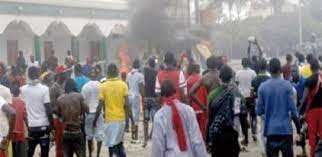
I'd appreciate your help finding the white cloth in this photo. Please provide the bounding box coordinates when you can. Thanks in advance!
[126,69,144,96]
[28,61,39,68]
[0,97,8,142]
[21,82,50,127]
[0,85,12,104]
[236,68,257,98]
[81,80,101,113]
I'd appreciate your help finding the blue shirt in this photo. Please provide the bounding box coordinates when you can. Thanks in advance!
[256,78,299,136]
[74,75,90,92]
[82,64,91,77]
[290,75,306,102]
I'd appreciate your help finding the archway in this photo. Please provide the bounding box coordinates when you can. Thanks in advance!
[78,23,104,62]
[2,20,34,65]
[42,21,72,63]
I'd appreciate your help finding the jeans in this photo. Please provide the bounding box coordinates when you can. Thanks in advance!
[266,135,293,157]
[108,142,126,157]
[143,97,159,122]
[28,129,50,157]
[12,141,27,157]
[307,108,322,157]
[62,132,86,157]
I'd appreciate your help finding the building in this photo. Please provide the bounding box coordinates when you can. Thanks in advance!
[0,0,128,65]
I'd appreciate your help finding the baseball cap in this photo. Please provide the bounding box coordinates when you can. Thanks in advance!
[55,65,68,74]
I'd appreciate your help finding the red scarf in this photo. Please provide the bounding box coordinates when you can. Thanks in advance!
[163,96,187,151]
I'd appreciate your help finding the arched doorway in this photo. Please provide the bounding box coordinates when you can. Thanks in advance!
[78,23,104,62]
[3,20,34,65]
[42,21,72,63]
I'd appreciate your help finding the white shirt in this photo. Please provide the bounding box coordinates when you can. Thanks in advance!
[0,97,8,142]
[28,61,39,68]
[21,82,50,127]
[126,69,144,96]
[236,68,257,98]
[81,80,101,113]
[0,85,12,104]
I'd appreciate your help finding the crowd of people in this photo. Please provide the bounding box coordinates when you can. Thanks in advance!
[0,48,321,157]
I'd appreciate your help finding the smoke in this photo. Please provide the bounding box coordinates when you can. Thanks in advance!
[128,0,188,56]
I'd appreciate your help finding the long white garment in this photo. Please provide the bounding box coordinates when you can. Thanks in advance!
[152,100,207,157]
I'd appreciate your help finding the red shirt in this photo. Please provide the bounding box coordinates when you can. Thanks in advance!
[10,97,26,142]
[186,74,208,113]
[156,70,186,101]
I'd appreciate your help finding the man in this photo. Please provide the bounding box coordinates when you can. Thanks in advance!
[0,62,11,88]
[155,52,187,102]
[47,50,58,72]
[301,53,314,78]
[206,65,241,157]
[83,58,92,77]
[142,58,159,147]
[74,64,90,92]
[0,96,16,157]
[81,68,104,157]
[126,59,144,143]
[95,65,104,82]
[94,63,130,157]
[186,64,208,141]
[301,59,322,157]
[28,55,39,68]
[282,54,293,80]
[256,58,301,157]
[290,65,307,157]
[152,80,207,157]
[10,81,27,157]
[49,65,68,157]
[251,59,270,155]
[16,51,27,74]
[189,55,222,111]
[64,50,74,68]
[236,58,257,146]
[251,55,260,74]
[21,67,53,157]
[57,79,88,157]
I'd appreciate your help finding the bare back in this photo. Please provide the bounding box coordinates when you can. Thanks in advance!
[202,70,220,93]
[57,92,88,132]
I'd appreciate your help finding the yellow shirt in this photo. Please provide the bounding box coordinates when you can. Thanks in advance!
[99,78,128,122]
[300,65,312,78]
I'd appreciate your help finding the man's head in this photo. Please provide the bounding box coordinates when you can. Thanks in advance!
[219,65,233,84]
[132,59,140,69]
[291,65,300,80]
[67,50,71,56]
[310,58,320,73]
[19,51,23,57]
[65,78,77,93]
[121,72,127,81]
[306,53,314,64]
[269,58,282,75]
[252,55,258,63]
[187,64,200,75]
[164,52,176,67]
[74,64,83,75]
[89,67,97,80]
[286,54,293,64]
[207,55,223,70]
[241,58,251,68]
[258,59,267,72]
[51,50,55,56]
[28,66,40,80]
[161,80,176,98]
[30,55,35,62]
[148,58,156,68]
[298,53,305,63]
[107,63,119,78]
[10,81,20,97]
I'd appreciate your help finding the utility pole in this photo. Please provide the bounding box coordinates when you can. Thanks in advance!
[298,0,303,51]
[194,0,199,24]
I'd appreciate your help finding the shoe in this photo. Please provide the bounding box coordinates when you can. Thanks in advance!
[142,141,147,148]
[131,139,141,144]
[241,139,248,146]
[253,135,257,142]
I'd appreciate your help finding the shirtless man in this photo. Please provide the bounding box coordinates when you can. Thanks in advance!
[57,79,89,157]
[188,56,223,110]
